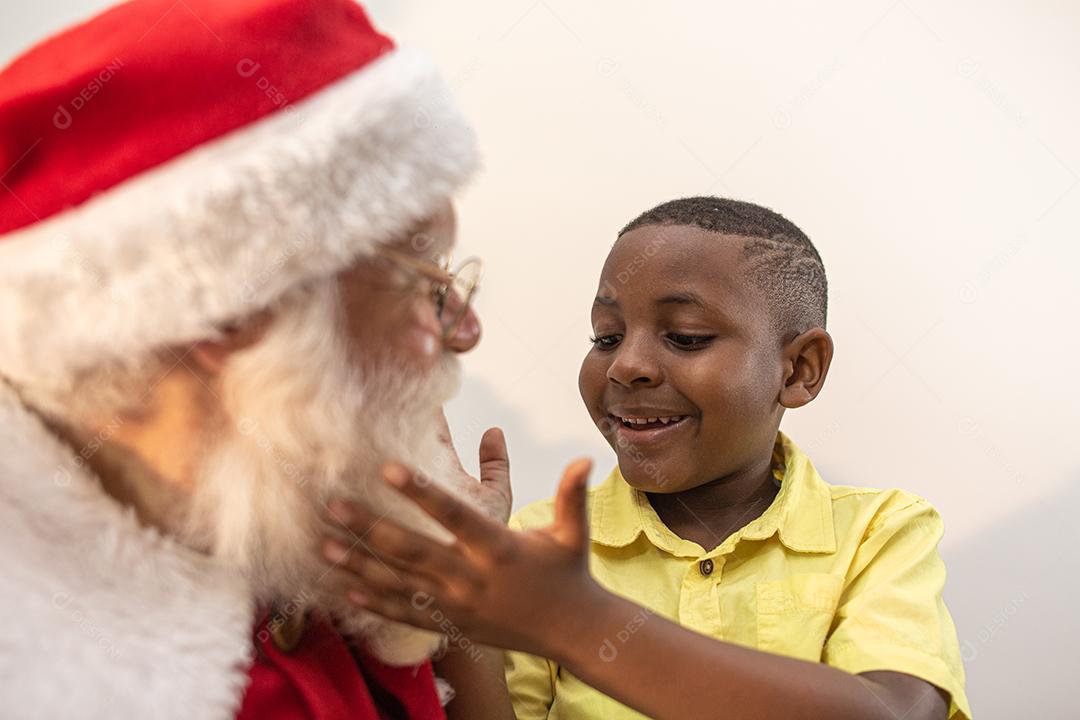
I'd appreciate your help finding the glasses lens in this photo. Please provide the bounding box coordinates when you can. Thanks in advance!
[440,259,482,340]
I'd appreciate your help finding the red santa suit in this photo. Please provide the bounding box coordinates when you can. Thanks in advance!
[0,1,477,717]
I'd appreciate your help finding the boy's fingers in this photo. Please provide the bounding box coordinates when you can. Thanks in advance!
[322,538,442,601]
[552,458,592,549]
[324,499,468,580]
[478,427,511,497]
[347,589,443,634]
[382,462,503,549]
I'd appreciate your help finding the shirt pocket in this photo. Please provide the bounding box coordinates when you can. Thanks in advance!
[756,572,844,662]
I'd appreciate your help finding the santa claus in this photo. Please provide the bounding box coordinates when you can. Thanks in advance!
[0,1,505,717]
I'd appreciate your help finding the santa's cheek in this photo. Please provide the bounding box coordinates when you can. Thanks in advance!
[395,326,442,365]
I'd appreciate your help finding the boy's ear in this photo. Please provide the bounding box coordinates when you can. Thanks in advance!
[779,328,834,409]
[188,309,274,375]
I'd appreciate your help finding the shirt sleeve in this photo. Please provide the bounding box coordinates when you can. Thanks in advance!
[504,648,557,720]
[822,497,972,720]
[503,511,557,719]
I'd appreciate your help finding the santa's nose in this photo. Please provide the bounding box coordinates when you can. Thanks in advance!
[445,304,481,353]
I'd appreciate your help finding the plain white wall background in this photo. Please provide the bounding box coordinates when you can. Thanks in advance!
[3,2,1078,717]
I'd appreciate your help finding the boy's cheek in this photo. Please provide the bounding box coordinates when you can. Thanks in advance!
[577,353,607,418]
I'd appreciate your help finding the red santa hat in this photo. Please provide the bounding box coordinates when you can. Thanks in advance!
[0,0,478,390]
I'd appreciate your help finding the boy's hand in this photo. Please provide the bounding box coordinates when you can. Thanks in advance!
[321,456,597,658]
[441,423,513,525]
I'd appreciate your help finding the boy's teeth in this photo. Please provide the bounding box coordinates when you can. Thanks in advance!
[619,415,685,426]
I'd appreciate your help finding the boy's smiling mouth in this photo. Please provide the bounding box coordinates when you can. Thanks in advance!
[607,408,693,446]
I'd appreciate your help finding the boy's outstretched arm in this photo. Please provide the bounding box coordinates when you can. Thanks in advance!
[322,461,949,720]
[434,644,515,720]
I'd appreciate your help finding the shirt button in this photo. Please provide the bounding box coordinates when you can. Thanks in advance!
[699,558,714,576]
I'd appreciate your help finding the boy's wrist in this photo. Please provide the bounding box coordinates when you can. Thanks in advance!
[534,579,621,666]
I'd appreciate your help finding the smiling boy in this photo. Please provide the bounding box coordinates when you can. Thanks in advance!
[323,197,972,720]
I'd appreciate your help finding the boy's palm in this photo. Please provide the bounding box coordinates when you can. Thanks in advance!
[436,413,513,524]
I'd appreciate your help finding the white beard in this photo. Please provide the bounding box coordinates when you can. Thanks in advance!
[180,281,468,665]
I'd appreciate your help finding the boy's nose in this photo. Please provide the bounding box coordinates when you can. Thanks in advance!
[606,341,660,387]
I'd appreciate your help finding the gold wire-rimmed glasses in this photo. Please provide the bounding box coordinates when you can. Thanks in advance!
[374,245,483,343]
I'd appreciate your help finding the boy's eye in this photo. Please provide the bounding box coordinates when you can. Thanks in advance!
[589,334,622,350]
[667,333,715,350]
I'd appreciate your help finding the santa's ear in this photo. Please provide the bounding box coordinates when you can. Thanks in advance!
[188,310,273,374]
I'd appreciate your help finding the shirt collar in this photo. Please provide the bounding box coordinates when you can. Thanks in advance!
[589,431,837,555]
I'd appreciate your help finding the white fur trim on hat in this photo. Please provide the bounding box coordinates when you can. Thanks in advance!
[0,48,479,390]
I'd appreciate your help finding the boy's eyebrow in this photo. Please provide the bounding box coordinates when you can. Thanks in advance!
[594,291,731,320]
[658,290,736,324]
[656,291,707,309]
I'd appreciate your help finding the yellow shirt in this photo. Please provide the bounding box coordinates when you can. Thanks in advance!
[505,432,972,720]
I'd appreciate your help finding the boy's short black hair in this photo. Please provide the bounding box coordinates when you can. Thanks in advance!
[619,196,827,339]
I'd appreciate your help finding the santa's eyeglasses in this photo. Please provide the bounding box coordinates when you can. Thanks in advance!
[374,246,482,343]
